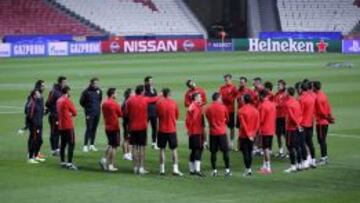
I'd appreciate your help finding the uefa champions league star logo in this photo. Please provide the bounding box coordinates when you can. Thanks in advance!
[183,40,195,52]
[110,41,121,53]
[349,41,360,52]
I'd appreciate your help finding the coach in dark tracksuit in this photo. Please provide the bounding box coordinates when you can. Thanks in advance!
[26,89,45,163]
[46,76,67,156]
[80,78,102,152]
[24,80,45,130]
[144,76,158,149]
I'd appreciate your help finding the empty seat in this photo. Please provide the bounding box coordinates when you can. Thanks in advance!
[0,0,102,36]
[277,0,360,34]
[54,0,206,36]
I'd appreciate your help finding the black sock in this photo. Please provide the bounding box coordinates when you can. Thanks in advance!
[223,151,230,169]
[68,143,74,163]
[211,152,217,170]
[60,133,66,163]
[194,149,203,161]
[190,149,195,162]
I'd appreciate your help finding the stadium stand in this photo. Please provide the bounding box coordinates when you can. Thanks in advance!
[0,0,102,36]
[277,0,360,34]
[54,0,207,37]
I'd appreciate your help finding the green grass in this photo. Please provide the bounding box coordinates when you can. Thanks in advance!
[0,52,360,203]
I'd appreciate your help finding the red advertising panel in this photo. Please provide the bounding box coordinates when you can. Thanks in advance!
[123,39,206,53]
[176,39,206,52]
[101,37,125,53]
[102,38,205,54]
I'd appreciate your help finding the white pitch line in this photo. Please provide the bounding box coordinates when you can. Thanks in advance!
[0,111,23,114]
[0,111,358,140]
[0,105,23,109]
[328,133,360,139]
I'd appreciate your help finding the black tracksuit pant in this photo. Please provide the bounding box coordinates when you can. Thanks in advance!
[28,123,43,159]
[84,114,100,146]
[60,129,75,163]
[240,138,254,169]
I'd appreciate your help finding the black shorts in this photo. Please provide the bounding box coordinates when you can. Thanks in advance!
[189,135,204,150]
[122,117,129,141]
[261,136,273,149]
[209,135,228,153]
[157,132,178,150]
[227,112,235,129]
[130,130,147,146]
[276,117,286,136]
[236,115,240,129]
[106,130,120,147]
[239,137,254,152]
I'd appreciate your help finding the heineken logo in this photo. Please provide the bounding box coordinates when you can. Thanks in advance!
[248,38,328,53]
[249,38,315,52]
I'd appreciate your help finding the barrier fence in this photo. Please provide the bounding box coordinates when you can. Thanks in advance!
[0,38,358,58]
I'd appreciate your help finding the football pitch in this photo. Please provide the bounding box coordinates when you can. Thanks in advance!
[0,52,359,203]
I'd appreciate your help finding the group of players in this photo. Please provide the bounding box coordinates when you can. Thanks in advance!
[24,74,334,176]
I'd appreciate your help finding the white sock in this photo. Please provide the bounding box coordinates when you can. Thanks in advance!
[189,162,195,172]
[266,161,271,169]
[279,148,284,154]
[247,168,252,173]
[225,168,231,173]
[312,159,316,165]
[307,155,311,161]
[173,164,179,173]
[262,161,266,169]
[195,161,201,172]
[160,164,165,173]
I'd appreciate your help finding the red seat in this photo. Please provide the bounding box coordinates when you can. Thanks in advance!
[0,0,102,35]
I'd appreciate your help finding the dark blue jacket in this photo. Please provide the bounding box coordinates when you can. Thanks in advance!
[45,84,62,117]
[144,85,157,117]
[26,97,44,128]
[80,86,102,116]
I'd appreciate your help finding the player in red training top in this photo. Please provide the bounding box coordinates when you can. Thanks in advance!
[125,85,159,175]
[313,81,334,165]
[236,76,255,130]
[284,87,307,173]
[156,88,183,176]
[258,90,276,174]
[252,77,264,156]
[299,82,317,168]
[219,74,238,150]
[273,80,288,158]
[100,88,122,172]
[56,86,77,170]
[238,94,260,176]
[184,79,207,108]
[263,81,274,101]
[205,92,231,177]
[186,92,206,176]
